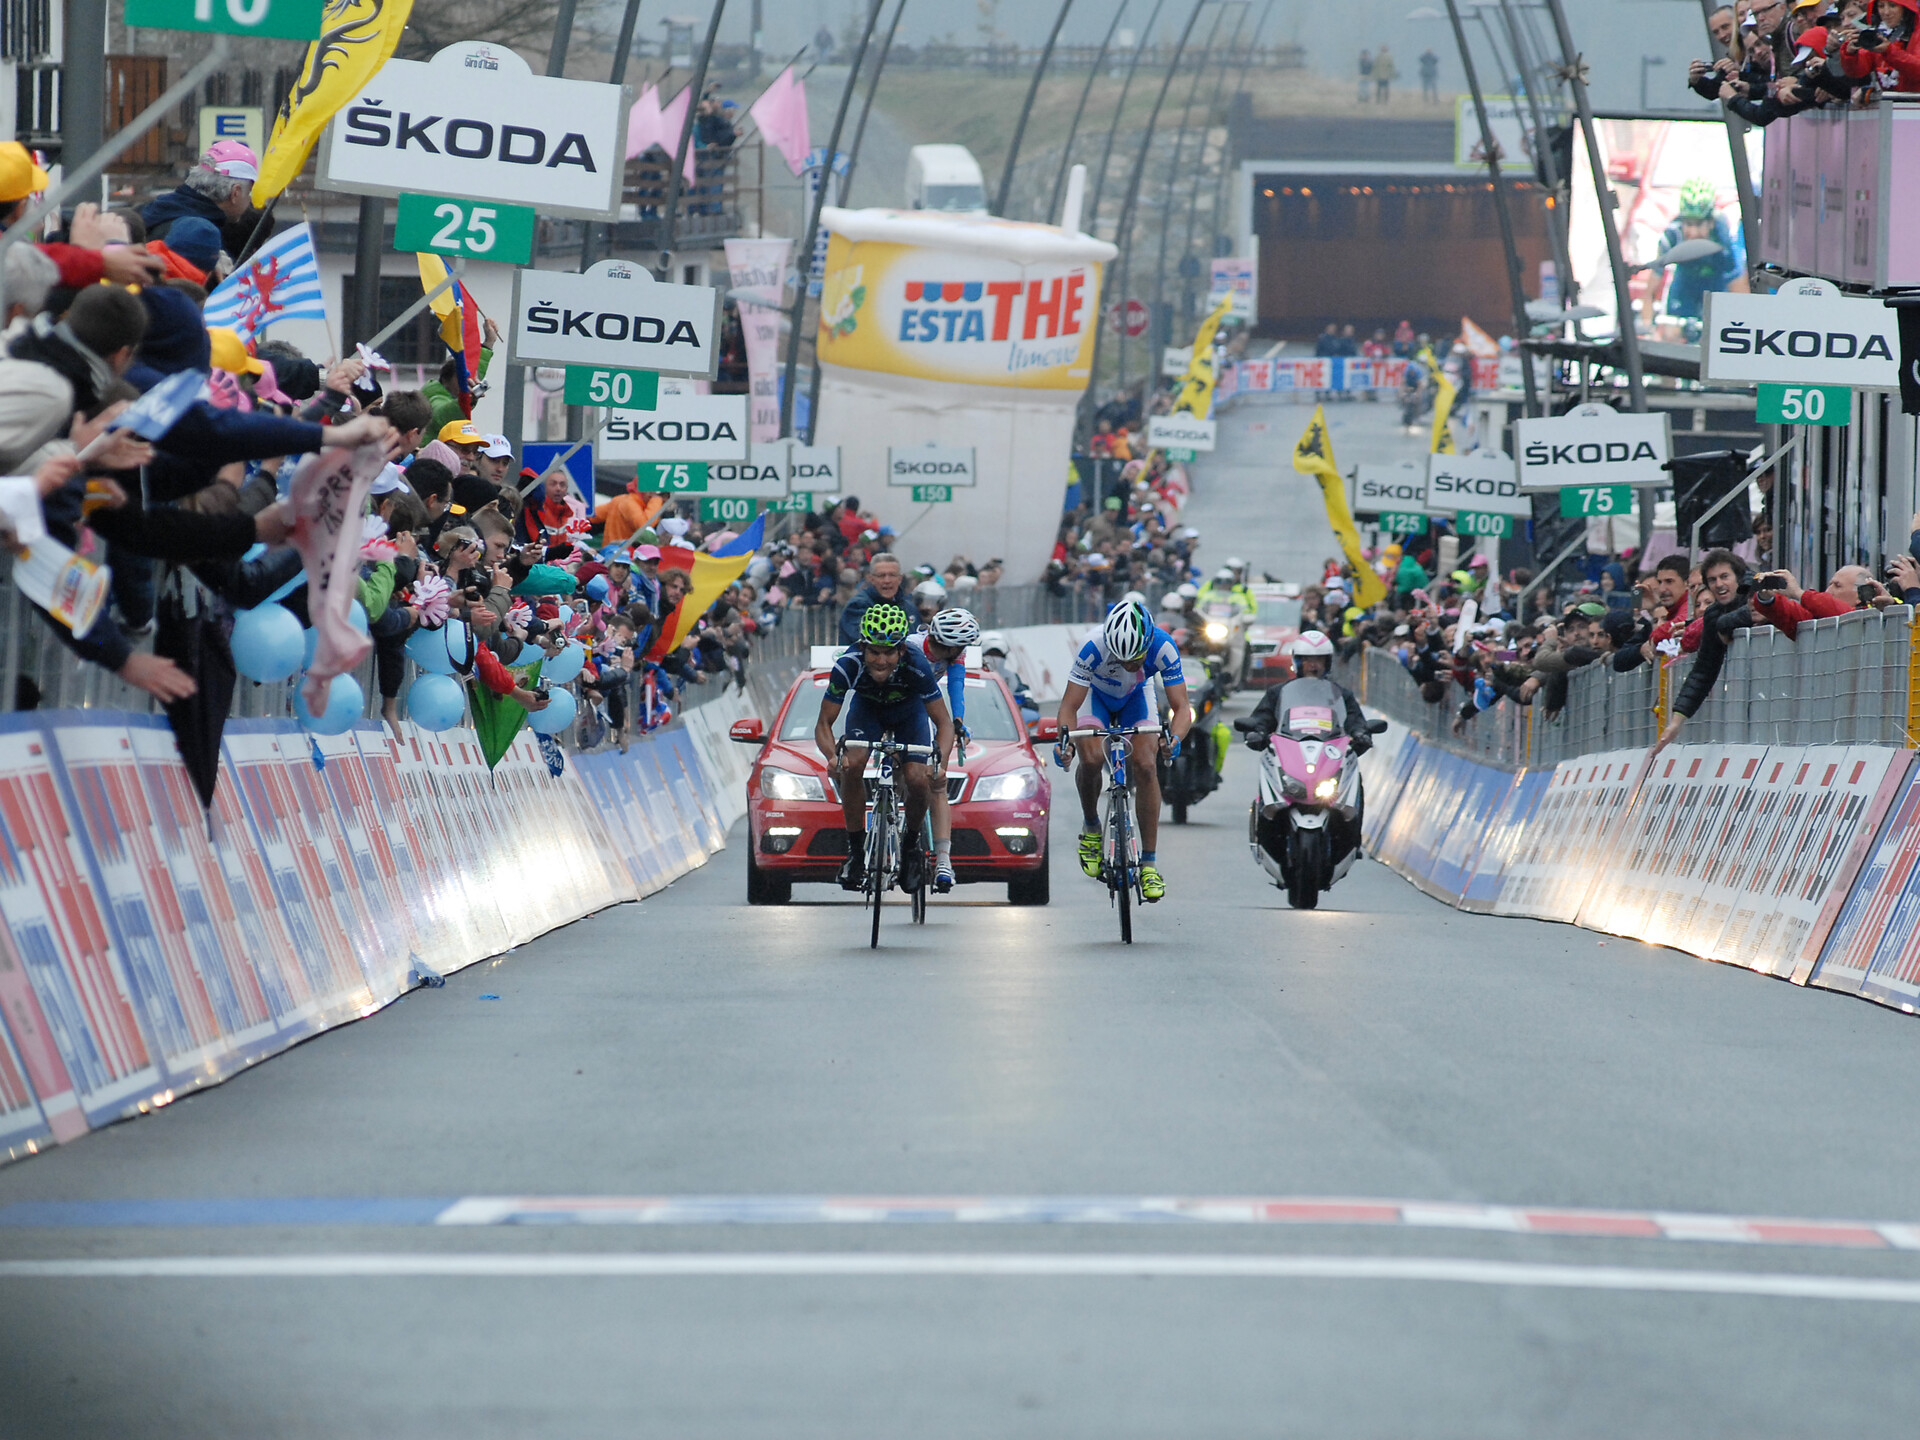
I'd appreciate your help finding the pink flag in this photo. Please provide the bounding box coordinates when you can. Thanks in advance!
[288,444,385,718]
[749,66,811,177]
[625,83,696,183]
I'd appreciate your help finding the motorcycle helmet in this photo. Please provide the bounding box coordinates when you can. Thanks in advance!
[1290,630,1335,675]
[912,579,947,607]
[1121,589,1149,607]
[859,603,912,648]
[1214,567,1235,584]
[1160,592,1185,612]
[1101,598,1154,664]
[1225,556,1247,576]
[1177,582,1199,600]
[979,629,1009,656]
[928,607,981,648]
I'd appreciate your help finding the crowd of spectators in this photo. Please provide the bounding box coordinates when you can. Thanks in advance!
[1689,0,1919,124]
[1325,511,1918,754]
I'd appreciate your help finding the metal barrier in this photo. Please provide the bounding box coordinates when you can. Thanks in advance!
[1345,606,1919,770]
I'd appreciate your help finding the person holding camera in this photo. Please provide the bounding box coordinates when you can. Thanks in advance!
[1748,562,1893,638]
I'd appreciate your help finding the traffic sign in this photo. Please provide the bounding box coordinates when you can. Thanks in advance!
[599,387,747,463]
[1756,382,1850,426]
[1560,484,1633,518]
[1378,512,1428,534]
[698,497,759,525]
[520,442,594,511]
[198,107,262,157]
[1426,452,1525,518]
[562,365,659,410]
[1456,511,1513,538]
[395,194,536,265]
[1108,299,1149,337]
[911,484,953,504]
[126,0,324,39]
[1701,288,1900,389]
[1145,414,1216,453]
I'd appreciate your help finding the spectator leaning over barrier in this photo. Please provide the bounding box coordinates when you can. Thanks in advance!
[838,551,905,644]
[1652,549,1752,756]
[1749,562,1895,635]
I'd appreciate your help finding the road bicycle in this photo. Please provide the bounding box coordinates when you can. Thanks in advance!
[1066,721,1161,945]
[844,733,935,948]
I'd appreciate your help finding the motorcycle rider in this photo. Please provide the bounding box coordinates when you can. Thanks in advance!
[1241,632,1373,861]
[1197,566,1255,616]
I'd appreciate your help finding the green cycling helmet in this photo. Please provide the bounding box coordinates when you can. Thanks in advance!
[859,602,912,648]
[1678,177,1717,221]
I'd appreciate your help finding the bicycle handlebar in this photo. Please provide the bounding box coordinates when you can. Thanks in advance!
[1064,723,1164,739]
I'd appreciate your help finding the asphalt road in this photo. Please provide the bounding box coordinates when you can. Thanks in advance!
[3,400,1919,1438]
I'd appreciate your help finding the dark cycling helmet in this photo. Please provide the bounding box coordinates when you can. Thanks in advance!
[859,602,912,647]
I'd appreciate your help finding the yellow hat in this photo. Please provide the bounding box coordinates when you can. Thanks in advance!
[0,142,51,206]
[206,327,264,376]
[438,418,484,446]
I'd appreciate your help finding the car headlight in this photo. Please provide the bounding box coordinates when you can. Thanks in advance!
[1314,778,1339,800]
[1204,622,1229,642]
[760,766,829,802]
[971,769,1041,802]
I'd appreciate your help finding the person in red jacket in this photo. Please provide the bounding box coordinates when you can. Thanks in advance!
[1838,0,1920,89]
[1749,563,1890,636]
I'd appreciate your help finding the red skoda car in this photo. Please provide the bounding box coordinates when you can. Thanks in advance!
[731,654,1052,906]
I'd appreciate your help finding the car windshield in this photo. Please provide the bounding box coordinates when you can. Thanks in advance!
[1255,597,1302,628]
[921,184,985,212]
[779,674,1023,743]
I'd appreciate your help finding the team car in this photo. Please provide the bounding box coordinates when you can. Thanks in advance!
[730,647,1052,906]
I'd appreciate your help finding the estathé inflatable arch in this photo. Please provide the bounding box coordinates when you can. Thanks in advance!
[813,207,1115,583]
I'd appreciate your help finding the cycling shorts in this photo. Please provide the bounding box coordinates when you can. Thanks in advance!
[842,693,933,750]
[1074,683,1151,733]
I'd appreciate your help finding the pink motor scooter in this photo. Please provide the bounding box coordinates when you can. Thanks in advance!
[1234,677,1387,909]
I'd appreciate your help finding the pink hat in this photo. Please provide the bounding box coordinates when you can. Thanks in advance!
[204,139,259,181]
[634,544,661,561]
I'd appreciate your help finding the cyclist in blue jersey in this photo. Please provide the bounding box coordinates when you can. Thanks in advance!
[1052,599,1193,901]
[907,607,980,893]
[815,602,956,894]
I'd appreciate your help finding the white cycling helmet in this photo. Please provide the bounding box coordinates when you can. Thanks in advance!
[1290,630,1335,660]
[912,579,947,605]
[1102,599,1154,663]
[928,607,981,648]
[979,629,1009,655]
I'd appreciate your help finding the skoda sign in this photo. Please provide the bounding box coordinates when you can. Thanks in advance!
[508,259,722,380]
[1349,461,1431,516]
[1426,452,1527,518]
[1515,406,1672,491]
[1145,413,1217,453]
[598,384,747,463]
[888,444,977,487]
[316,42,631,221]
[1701,287,1901,389]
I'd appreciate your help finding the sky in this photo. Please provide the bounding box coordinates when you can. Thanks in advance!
[634,0,1724,117]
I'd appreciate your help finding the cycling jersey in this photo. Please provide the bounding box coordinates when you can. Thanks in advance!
[1069,624,1185,703]
[906,632,965,725]
[826,643,943,709]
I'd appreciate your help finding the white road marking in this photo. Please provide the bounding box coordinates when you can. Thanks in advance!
[5,1251,1920,1303]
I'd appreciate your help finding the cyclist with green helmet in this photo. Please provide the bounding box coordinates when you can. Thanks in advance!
[816,602,956,893]
[1654,178,1746,340]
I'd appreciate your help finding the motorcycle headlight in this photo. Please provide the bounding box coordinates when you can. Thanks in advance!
[1314,778,1339,800]
[1204,622,1229,642]
[1280,773,1308,799]
[760,766,829,802]
[971,769,1041,802]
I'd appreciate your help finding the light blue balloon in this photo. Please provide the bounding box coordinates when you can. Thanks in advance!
[406,673,466,732]
[527,685,577,735]
[230,603,304,682]
[349,600,369,635]
[295,673,363,735]
[542,640,586,685]
[405,620,468,677]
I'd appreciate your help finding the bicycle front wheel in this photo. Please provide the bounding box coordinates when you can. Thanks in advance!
[868,812,888,950]
[1110,796,1133,945]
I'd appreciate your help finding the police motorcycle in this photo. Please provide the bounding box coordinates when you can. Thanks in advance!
[1233,671,1388,910]
[1158,653,1229,824]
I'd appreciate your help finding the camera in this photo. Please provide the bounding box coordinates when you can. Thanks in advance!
[1756,573,1787,593]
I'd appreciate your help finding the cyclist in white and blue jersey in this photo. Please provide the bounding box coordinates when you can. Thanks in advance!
[906,607,980,893]
[1052,599,1194,901]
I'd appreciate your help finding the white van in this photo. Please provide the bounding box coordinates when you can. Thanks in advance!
[905,144,988,214]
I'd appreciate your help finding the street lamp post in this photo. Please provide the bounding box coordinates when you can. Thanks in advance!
[996,0,1078,218]
[1047,1,1131,226]
[1086,0,1169,238]
[1149,2,1229,357]
[1445,0,1540,416]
